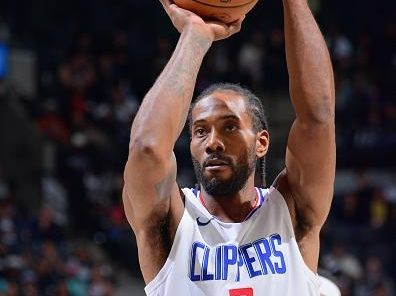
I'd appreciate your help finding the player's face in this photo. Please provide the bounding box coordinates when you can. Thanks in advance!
[190,91,258,196]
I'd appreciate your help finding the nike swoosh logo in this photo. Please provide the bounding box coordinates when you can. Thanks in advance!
[196,217,214,227]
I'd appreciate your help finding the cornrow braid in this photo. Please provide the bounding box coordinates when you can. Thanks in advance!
[188,83,269,188]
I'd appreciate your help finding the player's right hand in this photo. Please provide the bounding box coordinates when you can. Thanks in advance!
[159,0,244,42]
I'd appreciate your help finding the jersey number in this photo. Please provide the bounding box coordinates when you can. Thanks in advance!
[229,288,253,296]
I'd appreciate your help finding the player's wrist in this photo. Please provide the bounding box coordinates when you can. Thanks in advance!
[183,24,214,48]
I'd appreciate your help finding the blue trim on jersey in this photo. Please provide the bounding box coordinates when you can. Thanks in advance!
[258,187,266,203]
[192,187,198,198]
[244,188,265,221]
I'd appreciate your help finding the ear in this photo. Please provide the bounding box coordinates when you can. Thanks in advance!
[256,130,270,158]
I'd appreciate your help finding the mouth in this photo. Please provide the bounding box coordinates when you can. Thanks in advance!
[204,158,230,169]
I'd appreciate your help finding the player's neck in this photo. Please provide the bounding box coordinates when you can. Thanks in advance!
[199,176,257,223]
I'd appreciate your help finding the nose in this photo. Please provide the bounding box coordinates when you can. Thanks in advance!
[205,129,225,154]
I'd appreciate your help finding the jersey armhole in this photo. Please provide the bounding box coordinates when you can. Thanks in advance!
[268,186,321,289]
[178,186,186,205]
[144,196,189,294]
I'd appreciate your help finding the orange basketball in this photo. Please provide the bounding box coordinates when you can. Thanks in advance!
[173,0,260,24]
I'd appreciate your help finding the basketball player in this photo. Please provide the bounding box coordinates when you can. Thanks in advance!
[123,0,335,294]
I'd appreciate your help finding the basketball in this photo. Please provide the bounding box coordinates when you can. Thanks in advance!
[173,0,260,23]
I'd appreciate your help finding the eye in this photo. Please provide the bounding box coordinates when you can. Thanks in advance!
[225,124,238,133]
[194,128,207,137]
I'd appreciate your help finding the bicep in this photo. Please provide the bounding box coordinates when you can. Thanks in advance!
[285,118,336,227]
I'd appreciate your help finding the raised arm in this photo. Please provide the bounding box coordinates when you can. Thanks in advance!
[123,0,243,282]
[276,0,336,270]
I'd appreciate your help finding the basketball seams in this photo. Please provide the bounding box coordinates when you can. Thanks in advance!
[191,0,257,9]
[174,0,260,23]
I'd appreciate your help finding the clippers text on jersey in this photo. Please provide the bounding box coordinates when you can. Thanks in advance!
[189,234,286,282]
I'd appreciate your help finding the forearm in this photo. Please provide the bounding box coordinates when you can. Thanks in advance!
[130,27,212,156]
[283,0,335,123]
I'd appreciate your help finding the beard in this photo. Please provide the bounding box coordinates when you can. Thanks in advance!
[192,148,256,197]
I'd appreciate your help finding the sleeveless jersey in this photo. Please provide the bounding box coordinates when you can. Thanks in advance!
[144,187,321,296]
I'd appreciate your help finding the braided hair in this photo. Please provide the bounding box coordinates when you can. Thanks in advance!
[188,83,269,187]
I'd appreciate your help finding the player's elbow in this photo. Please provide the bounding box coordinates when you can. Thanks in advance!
[125,137,175,191]
[128,137,161,162]
[128,137,165,167]
[302,99,335,126]
[310,108,334,125]
[129,137,156,156]
[127,136,175,182]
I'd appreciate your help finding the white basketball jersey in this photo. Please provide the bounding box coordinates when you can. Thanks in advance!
[144,187,321,296]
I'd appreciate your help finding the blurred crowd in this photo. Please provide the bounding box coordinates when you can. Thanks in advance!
[0,195,115,296]
[322,171,396,295]
[0,0,395,295]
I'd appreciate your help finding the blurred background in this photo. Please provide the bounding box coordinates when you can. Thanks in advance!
[0,0,394,295]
